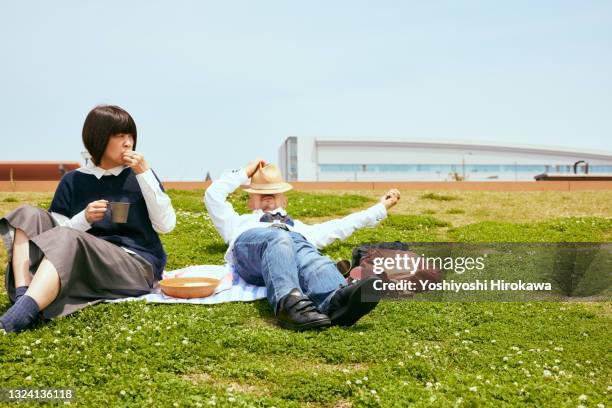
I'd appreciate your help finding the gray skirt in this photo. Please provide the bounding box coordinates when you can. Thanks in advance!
[0,205,155,319]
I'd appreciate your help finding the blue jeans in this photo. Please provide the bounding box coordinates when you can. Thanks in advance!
[233,228,346,314]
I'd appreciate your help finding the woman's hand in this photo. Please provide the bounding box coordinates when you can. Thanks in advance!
[245,158,267,178]
[380,189,401,210]
[122,151,150,175]
[85,200,109,224]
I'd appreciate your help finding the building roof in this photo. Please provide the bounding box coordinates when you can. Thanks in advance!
[310,137,612,161]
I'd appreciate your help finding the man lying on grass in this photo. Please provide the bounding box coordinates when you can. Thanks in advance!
[205,159,400,331]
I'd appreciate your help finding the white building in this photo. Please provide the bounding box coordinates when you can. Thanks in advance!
[278,137,612,181]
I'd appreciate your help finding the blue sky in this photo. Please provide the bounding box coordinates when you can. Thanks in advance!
[1,1,611,180]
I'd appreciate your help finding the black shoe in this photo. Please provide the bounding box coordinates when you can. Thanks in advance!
[276,289,331,331]
[328,276,384,327]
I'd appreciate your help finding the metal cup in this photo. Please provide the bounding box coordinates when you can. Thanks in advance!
[110,202,130,223]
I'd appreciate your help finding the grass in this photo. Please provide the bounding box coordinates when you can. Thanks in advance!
[420,193,460,202]
[448,217,612,243]
[0,189,611,407]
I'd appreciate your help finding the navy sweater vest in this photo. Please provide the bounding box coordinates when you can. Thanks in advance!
[49,168,167,279]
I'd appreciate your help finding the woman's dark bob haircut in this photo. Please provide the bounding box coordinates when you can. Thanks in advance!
[82,105,137,166]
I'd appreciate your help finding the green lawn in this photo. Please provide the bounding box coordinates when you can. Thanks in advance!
[0,189,610,407]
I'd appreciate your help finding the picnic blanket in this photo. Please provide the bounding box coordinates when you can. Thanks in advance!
[110,264,267,304]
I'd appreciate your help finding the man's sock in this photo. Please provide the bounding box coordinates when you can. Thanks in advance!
[15,286,29,302]
[0,295,40,333]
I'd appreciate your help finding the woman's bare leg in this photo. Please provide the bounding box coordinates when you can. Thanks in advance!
[25,257,60,310]
[0,257,59,333]
[12,228,33,287]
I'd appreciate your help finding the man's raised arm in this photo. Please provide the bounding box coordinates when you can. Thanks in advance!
[204,159,266,243]
[204,168,248,243]
[301,189,401,248]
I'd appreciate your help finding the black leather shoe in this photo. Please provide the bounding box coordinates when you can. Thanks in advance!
[328,275,384,327]
[276,289,331,331]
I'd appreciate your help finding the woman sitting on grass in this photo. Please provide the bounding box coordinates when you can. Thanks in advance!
[0,105,176,333]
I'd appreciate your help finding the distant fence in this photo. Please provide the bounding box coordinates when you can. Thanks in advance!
[1,180,612,192]
[0,162,81,181]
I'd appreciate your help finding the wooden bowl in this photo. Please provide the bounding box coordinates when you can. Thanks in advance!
[159,277,220,299]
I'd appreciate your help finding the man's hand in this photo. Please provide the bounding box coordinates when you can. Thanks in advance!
[85,200,109,224]
[381,189,400,210]
[122,151,149,175]
[245,158,267,178]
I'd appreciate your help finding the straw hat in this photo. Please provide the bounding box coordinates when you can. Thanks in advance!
[241,163,293,194]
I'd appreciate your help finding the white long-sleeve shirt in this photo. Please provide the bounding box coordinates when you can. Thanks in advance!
[204,168,387,264]
[50,163,176,234]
